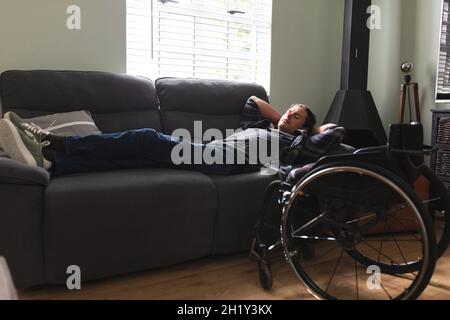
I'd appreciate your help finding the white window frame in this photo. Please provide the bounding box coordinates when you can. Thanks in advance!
[127,0,272,91]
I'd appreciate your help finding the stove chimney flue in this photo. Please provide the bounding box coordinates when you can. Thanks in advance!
[325,0,387,149]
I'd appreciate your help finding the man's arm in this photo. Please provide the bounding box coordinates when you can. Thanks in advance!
[250,96,282,127]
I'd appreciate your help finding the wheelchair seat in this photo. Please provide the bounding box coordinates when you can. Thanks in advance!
[286,143,356,185]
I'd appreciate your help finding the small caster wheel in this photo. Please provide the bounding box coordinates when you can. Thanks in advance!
[257,259,273,291]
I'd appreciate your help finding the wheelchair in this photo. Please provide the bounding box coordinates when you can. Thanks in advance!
[249,123,450,300]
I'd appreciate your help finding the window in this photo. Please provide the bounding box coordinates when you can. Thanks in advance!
[127,0,272,90]
[437,0,450,101]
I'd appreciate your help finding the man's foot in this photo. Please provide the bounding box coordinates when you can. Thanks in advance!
[4,111,51,142]
[0,119,51,169]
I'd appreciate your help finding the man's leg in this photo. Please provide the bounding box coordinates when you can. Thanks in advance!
[51,141,252,176]
[51,152,252,176]
[3,111,181,167]
[61,128,180,159]
[45,129,182,174]
[2,111,254,175]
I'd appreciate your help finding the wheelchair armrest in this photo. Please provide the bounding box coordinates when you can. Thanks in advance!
[286,163,316,186]
[353,145,388,155]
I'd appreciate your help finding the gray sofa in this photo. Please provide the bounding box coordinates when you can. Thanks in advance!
[0,70,276,287]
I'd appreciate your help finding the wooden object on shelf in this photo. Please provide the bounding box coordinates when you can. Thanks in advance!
[400,81,421,123]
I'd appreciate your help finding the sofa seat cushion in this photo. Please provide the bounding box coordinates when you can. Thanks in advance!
[210,171,277,255]
[44,168,217,284]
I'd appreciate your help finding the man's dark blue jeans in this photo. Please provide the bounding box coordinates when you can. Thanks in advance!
[52,128,251,176]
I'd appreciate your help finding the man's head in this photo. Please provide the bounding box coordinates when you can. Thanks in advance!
[278,104,316,134]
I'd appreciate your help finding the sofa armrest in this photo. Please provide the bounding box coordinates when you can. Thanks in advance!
[0,157,50,186]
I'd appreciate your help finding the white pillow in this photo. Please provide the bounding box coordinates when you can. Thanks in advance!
[24,110,102,137]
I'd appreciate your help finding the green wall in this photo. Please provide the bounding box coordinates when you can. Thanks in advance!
[0,0,126,75]
[368,0,404,133]
[270,0,345,123]
[369,0,445,144]
[408,0,443,144]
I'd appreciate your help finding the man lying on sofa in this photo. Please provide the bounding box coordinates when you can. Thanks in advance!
[0,96,345,176]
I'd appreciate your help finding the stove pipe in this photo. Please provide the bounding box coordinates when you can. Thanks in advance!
[324,0,387,148]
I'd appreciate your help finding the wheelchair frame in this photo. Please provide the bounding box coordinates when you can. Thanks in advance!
[249,123,450,300]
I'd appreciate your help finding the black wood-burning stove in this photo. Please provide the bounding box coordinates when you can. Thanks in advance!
[325,0,387,148]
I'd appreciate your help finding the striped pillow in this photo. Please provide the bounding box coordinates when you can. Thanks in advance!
[24,110,102,137]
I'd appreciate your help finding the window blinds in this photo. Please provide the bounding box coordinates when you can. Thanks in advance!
[437,0,450,101]
[127,0,272,90]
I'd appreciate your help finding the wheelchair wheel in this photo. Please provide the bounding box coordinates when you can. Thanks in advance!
[281,161,437,300]
[420,165,450,258]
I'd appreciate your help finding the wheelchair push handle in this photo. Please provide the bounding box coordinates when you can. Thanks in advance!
[354,123,437,156]
[354,144,437,156]
[353,146,388,155]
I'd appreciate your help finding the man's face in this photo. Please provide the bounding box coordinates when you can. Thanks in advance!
[278,105,308,134]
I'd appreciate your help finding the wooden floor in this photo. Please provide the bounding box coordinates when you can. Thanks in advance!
[19,246,450,300]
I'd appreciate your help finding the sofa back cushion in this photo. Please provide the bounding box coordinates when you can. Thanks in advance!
[0,70,162,133]
[156,78,268,140]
